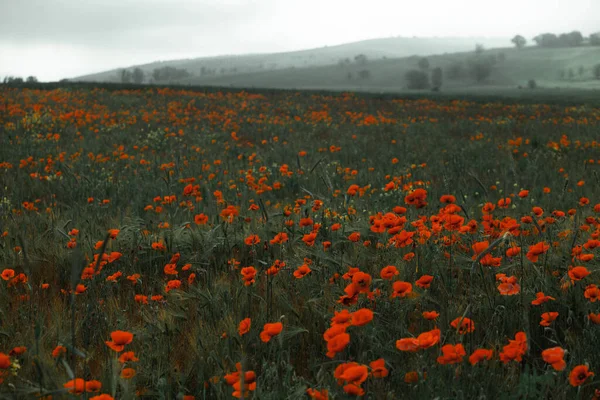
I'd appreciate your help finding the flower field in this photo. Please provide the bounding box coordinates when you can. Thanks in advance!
[0,85,599,399]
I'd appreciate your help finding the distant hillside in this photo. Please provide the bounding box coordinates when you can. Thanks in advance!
[75,36,509,82]
[178,45,600,93]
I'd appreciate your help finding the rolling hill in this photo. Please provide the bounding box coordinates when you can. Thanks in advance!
[75,36,600,94]
[178,46,600,93]
[75,36,509,82]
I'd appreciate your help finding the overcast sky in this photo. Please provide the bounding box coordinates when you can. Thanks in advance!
[1,0,598,81]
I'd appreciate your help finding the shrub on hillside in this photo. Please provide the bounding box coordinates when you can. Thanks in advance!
[405,69,429,89]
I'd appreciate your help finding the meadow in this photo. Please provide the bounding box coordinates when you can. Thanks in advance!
[0,84,599,399]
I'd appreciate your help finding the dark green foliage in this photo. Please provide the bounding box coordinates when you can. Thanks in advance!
[431,67,443,90]
[512,35,527,49]
[151,66,191,82]
[405,70,429,89]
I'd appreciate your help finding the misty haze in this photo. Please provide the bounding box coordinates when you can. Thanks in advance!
[1,1,599,399]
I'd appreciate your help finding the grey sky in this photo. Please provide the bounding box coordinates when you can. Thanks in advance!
[1,0,598,81]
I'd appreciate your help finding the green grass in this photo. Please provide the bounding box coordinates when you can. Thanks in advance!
[0,84,599,399]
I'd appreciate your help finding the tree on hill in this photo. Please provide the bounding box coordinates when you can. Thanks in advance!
[446,62,465,79]
[357,69,371,80]
[418,57,430,70]
[405,70,429,89]
[431,67,443,90]
[533,33,559,47]
[511,35,526,49]
[558,31,583,47]
[533,31,583,47]
[591,33,600,46]
[594,64,600,80]
[2,76,24,84]
[26,76,38,83]
[354,54,368,65]
[151,66,191,82]
[132,68,145,84]
[119,69,132,83]
[468,56,493,83]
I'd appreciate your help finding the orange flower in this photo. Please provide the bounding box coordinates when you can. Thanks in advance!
[220,205,239,222]
[588,313,600,324]
[404,371,419,383]
[505,246,521,257]
[469,348,493,365]
[471,241,489,258]
[380,265,399,280]
[151,242,166,251]
[568,266,590,282]
[403,252,415,261]
[329,223,341,232]
[302,232,317,246]
[437,344,466,365]
[85,380,102,392]
[417,328,441,349]
[326,332,350,358]
[351,271,372,293]
[163,263,178,275]
[450,317,475,334]
[369,358,388,378]
[339,364,369,386]
[120,367,136,379]
[531,292,555,306]
[351,308,373,326]
[331,310,353,326]
[64,378,86,394]
[500,331,527,363]
[306,388,329,400]
[541,347,566,371]
[105,330,133,352]
[165,279,181,292]
[0,353,10,369]
[497,278,521,296]
[259,322,283,343]
[240,267,257,286]
[293,264,312,279]
[238,318,251,336]
[540,312,559,327]
[269,232,289,245]
[440,194,456,204]
[526,242,549,263]
[415,275,434,289]
[118,351,139,363]
[52,346,66,358]
[348,232,361,242]
[9,346,26,356]
[1,269,15,281]
[422,311,440,320]
[244,234,260,246]
[90,395,114,400]
[323,324,347,342]
[569,365,594,386]
[396,337,420,352]
[343,384,364,396]
[194,213,208,225]
[391,281,412,298]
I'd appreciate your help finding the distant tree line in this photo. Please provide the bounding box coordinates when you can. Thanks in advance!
[404,45,505,90]
[511,31,600,49]
[118,68,145,84]
[117,66,193,84]
[2,76,38,84]
[151,66,191,83]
